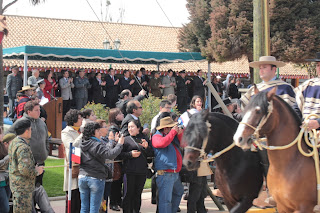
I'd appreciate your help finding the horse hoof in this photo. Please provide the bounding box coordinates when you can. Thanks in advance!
[313,205,320,212]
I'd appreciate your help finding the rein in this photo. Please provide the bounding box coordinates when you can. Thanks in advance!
[240,100,320,206]
[185,120,236,163]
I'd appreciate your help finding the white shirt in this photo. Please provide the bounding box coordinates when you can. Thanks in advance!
[151,112,161,133]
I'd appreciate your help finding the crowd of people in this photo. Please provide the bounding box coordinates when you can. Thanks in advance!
[2,52,320,213]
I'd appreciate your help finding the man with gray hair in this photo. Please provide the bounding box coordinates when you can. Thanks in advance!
[6,66,23,119]
[28,69,42,87]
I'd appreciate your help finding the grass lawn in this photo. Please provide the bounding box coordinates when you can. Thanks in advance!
[43,158,65,197]
[43,158,152,197]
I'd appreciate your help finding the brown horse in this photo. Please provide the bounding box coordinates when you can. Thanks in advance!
[233,87,318,212]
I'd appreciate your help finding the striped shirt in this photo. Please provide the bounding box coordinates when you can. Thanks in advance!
[240,79,296,110]
[295,78,320,120]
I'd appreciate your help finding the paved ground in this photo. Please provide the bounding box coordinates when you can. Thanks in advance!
[50,189,277,213]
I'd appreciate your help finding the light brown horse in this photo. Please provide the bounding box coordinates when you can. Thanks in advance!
[233,87,318,213]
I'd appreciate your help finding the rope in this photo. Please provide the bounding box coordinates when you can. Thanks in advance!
[241,106,320,206]
[185,120,236,163]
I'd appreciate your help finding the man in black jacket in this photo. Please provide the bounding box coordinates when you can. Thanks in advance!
[176,70,191,113]
[105,68,120,108]
[193,69,207,100]
[120,70,135,92]
[120,100,149,137]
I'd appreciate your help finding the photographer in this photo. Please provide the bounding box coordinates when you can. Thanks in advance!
[152,116,184,213]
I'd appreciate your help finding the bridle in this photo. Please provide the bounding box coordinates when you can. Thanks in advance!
[239,101,274,144]
[185,120,235,163]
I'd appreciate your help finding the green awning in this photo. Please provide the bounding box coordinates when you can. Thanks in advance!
[3,45,206,64]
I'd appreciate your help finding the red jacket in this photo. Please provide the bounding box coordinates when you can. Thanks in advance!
[44,79,57,101]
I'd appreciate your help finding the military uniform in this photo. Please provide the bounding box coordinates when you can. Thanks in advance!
[9,137,37,213]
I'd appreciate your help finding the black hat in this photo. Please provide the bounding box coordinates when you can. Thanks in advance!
[13,119,31,132]
[179,70,186,74]
[213,98,232,110]
[306,53,320,62]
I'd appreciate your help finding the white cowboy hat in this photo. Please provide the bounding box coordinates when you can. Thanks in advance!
[249,56,286,68]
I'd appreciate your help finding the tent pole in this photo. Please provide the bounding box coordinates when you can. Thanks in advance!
[157,63,160,72]
[207,62,211,112]
[23,54,28,86]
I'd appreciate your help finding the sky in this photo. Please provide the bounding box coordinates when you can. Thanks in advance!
[3,0,190,27]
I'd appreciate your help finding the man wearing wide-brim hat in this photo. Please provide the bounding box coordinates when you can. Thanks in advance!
[294,52,320,130]
[16,85,35,119]
[152,116,184,213]
[240,56,296,110]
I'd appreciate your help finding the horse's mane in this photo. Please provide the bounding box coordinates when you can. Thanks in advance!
[274,95,302,126]
[246,91,301,126]
[210,112,239,131]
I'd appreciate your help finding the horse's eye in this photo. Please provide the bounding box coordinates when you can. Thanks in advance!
[255,106,261,114]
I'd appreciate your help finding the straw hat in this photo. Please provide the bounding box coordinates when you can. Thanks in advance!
[249,56,286,68]
[18,85,35,92]
[156,117,178,130]
[305,52,320,62]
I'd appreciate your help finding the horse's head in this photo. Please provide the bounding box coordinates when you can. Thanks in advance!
[183,110,210,170]
[234,86,276,150]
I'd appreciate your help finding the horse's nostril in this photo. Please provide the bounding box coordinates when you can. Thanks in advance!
[187,161,192,167]
[239,137,243,143]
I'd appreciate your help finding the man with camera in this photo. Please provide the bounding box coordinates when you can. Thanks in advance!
[152,116,184,213]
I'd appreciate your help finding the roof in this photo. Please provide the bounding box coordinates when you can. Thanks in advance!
[2,15,309,78]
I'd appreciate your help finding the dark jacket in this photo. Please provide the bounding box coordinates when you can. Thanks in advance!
[228,83,240,99]
[176,76,188,97]
[132,77,146,97]
[104,75,120,107]
[74,76,91,99]
[116,95,146,117]
[120,77,132,91]
[80,137,123,180]
[119,135,153,175]
[149,77,162,98]
[193,76,206,98]
[6,73,23,99]
[91,77,105,104]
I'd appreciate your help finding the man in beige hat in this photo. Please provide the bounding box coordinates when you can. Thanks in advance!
[240,56,296,109]
[151,116,184,213]
[294,52,320,130]
[15,86,35,119]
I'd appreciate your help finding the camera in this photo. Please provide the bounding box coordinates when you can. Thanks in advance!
[178,124,184,129]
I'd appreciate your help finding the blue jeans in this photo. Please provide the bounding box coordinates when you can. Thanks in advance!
[156,172,184,213]
[0,185,11,213]
[79,176,105,213]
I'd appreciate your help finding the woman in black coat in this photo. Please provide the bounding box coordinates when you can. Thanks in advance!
[119,120,153,213]
[91,73,106,104]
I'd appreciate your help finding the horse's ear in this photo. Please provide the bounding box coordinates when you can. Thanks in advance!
[201,109,209,121]
[253,84,259,94]
[267,86,277,101]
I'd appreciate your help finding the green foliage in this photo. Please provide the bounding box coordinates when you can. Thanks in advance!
[139,95,162,128]
[84,102,110,122]
[179,0,320,63]
[140,95,180,130]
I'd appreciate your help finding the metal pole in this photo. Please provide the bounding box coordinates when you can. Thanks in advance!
[23,54,28,86]
[67,143,73,213]
[157,63,160,72]
[206,184,225,211]
[205,81,233,118]
[263,0,270,56]
[253,0,263,84]
[207,62,212,112]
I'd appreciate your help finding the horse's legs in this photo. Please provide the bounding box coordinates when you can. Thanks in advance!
[229,197,253,213]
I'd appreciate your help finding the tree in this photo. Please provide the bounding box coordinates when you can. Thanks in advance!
[179,0,320,63]
[0,0,44,128]
[178,0,212,57]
